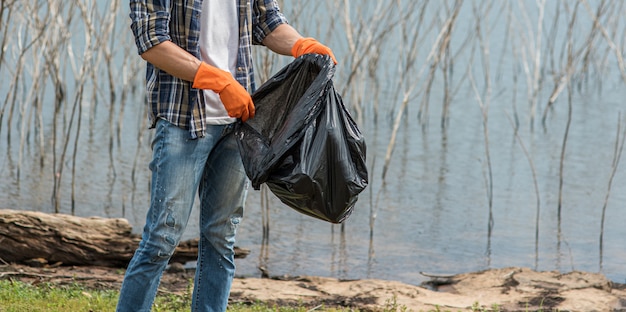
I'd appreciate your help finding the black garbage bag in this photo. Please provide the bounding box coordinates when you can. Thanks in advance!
[235,54,368,223]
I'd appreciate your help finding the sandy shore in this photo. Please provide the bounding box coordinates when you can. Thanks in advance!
[1,264,625,311]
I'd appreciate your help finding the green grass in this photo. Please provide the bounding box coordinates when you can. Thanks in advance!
[0,280,354,312]
[0,279,204,312]
[0,280,118,312]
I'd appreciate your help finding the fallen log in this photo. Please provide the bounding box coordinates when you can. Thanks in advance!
[0,209,249,267]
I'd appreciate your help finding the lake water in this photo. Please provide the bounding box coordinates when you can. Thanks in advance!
[1,0,625,286]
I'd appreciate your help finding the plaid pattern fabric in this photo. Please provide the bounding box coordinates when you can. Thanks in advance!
[129,0,288,138]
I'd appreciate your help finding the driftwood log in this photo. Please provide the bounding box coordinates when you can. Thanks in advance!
[0,209,249,267]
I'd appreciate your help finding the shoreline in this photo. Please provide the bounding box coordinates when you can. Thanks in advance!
[1,263,624,310]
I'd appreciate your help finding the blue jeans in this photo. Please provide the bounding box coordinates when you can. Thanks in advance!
[116,119,248,312]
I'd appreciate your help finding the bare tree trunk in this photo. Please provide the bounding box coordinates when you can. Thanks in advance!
[0,210,249,267]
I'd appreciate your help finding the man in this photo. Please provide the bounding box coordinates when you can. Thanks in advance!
[117,1,336,311]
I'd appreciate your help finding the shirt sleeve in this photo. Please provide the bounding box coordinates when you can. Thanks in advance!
[251,0,289,45]
[129,0,172,55]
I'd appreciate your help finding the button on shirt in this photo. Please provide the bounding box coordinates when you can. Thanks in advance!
[129,0,288,138]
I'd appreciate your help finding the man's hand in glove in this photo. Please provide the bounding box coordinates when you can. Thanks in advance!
[192,62,255,122]
[291,37,337,65]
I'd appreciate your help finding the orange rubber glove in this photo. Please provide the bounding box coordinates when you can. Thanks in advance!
[192,62,255,121]
[291,37,337,65]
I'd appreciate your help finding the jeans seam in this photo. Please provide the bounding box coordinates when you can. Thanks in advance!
[193,209,205,311]
[148,122,165,263]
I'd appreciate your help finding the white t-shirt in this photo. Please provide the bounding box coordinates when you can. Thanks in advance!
[198,0,239,124]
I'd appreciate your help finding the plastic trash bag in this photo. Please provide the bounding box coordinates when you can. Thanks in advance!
[235,54,368,223]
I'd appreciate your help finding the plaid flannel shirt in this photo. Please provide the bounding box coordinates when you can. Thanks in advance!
[129,0,288,138]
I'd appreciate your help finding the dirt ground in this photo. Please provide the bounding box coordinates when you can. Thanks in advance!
[1,264,625,311]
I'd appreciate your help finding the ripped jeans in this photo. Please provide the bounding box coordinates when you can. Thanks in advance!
[116,119,248,312]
